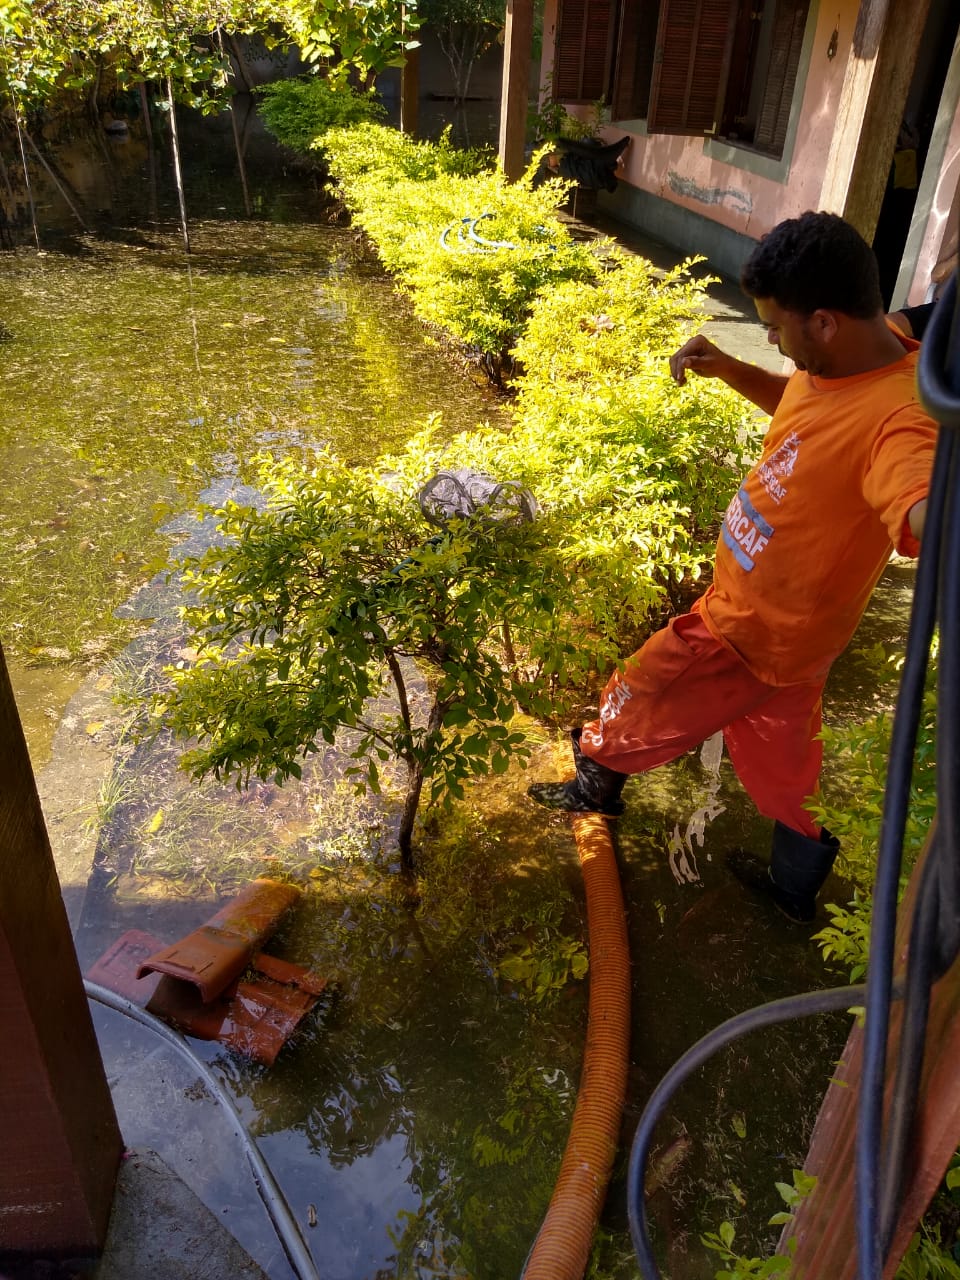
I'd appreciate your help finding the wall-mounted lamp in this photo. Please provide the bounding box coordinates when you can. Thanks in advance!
[827,19,839,60]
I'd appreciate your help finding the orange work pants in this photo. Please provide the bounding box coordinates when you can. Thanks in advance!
[579,607,825,838]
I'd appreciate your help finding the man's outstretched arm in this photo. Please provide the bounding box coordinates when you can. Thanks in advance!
[669,334,789,416]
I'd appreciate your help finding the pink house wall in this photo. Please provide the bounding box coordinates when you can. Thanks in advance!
[538,0,862,242]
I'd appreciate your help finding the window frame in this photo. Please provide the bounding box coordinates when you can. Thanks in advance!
[549,0,812,160]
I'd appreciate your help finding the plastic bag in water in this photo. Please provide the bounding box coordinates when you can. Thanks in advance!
[418,469,538,528]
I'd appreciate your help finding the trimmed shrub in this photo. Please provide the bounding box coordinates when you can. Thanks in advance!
[433,251,765,627]
[257,75,386,159]
[154,121,764,858]
[323,125,603,380]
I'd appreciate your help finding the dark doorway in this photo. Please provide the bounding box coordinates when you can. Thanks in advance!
[872,0,958,307]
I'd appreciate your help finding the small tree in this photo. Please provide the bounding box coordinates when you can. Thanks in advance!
[418,0,503,103]
[277,0,421,90]
[0,0,421,247]
[151,445,605,868]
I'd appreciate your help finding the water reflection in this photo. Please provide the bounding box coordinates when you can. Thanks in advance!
[5,112,585,1280]
[1,116,505,761]
[2,106,921,1280]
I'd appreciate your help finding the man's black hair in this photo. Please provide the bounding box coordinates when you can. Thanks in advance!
[740,211,884,318]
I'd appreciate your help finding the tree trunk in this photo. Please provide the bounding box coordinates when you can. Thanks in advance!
[384,650,454,871]
[395,699,452,870]
[139,83,159,222]
[88,59,103,120]
[165,77,191,253]
[397,759,424,870]
[0,150,16,246]
[230,99,253,217]
[217,28,253,217]
[12,105,40,250]
[226,31,255,94]
[23,129,90,232]
[139,81,155,151]
[501,618,518,672]
[0,149,15,206]
[437,25,490,103]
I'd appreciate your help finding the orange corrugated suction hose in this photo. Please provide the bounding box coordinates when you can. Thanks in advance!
[521,811,631,1280]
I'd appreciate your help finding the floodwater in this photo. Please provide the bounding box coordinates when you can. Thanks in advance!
[1,103,915,1280]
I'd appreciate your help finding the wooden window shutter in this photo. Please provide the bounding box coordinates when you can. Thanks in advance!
[553,0,617,103]
[753,0,810,155]
[647,0,738,136]
[612,2,641,119]
[612,2,662,120]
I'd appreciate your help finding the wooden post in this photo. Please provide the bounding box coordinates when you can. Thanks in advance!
[0,641,122,1257]
[401,43,420,136]
[498,0,535,180]
[166,77,191,254]
[820,0,933,241]
[782,831,960,1278]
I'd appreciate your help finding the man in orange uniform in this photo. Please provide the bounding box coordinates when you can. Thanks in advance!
[528,211,937,923]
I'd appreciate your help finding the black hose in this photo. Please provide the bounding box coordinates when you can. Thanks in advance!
[627,984,873,1277]
[878,825,941,1252]
[864,274,960,1273]
[855,388,952,1278]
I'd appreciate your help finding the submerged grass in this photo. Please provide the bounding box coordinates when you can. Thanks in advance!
[0,223,505,685]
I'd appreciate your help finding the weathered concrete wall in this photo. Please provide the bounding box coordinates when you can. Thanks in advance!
[539,0,853,250]
[897,36,960,305]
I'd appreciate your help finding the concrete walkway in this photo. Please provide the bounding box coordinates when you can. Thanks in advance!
[96,1151,270,1280]
[1,1151,270,1280]
[586,206,785,373]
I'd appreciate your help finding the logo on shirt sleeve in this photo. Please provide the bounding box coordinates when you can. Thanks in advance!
[722,485,774,572]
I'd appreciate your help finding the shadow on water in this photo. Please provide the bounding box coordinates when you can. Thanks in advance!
[1,103,918,1279]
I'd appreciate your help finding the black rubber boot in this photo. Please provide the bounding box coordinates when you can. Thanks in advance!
[727,821,840,923]
[527,729,628,817]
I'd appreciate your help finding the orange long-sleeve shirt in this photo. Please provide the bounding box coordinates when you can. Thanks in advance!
[698,334,937,686]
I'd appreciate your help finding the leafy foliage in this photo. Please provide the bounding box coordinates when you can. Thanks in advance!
[150,443,609,864]
[152,126,761,860]
[812,891,872,982]
[471,1063,573,1169]
[496,929,588,1003]
[1,0,238,112]
[276,0,420,88]
[702,1170,816,1278]
[896,1227,960,1280]
[808,644,938,979]
[488,252,762,619]
[0,0,419,114]
[322,123,599,375]
[528,76,607,142]
[257,73,385,156]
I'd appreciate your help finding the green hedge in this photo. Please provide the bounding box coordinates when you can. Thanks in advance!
[257,76,386,161]
[321,123,764,633]
[153,124,766,857]
[322,124,602,378]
